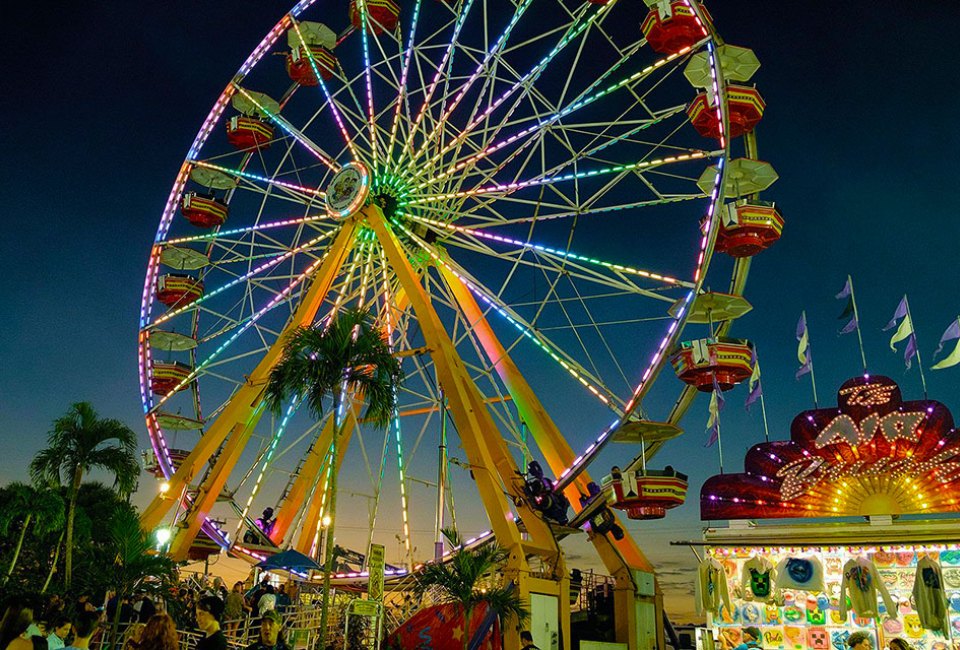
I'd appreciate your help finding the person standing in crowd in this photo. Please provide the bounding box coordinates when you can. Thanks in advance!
[520,631,540,650]
[0,602,35,650]
[195,597,226,650]
[887,639,911,650]
[244,611,287,650]
[224,583,247,636]
[274,586,290,612]
[137,614,178,650]
[46,618,71,650]
[256,586,276,618]
[62,612,99,650]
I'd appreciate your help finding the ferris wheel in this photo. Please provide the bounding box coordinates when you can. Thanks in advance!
[137,0,779,581]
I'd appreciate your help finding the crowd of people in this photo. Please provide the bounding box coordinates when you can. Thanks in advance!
[0,576,299,650]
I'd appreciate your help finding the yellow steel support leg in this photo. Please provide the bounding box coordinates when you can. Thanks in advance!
[368,206,560,649]
[294,408,358,556]
[141,219,360,558]
[441,265,664,650]
[270,416,338,545]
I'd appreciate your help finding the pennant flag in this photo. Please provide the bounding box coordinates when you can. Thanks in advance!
[745,358,762,411]
[705,375,725,447]
[882,296,917,368]
[835,278,852,300]
[934,319,960,357]
[796,313,812,378]
[932,319,960,370]
[835,277,859,335]
[883,297,908,332]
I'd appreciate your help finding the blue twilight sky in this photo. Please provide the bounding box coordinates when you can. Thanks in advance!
[3,0,960,619]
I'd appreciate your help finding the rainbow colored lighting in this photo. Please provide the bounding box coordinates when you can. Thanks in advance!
[152,230,335,327]
[408,151,712,204]
[413,1,611,170]
[420,48,698,188]
[233,85,339,172]
[405,214,691,287]
[190,161,326,199]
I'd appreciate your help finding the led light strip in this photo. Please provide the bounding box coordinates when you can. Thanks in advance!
[162,213,331,246]
[386,0,422,162]
[394,222,618,410]
[190,160,327,199]
[151,229,335,327]
[419,46,697,188]
[408,151,712,204]
[290,20,361,161]
[232,395,301,544]
[397,0,499,169]
[149,249,333,412]
[233,85,340,172]
[355,0,378,168]
[412,2,614,171]
[405,213,691,287]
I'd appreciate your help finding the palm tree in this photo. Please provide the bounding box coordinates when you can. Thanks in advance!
[265,307,402,649]
[0,482,65,584]
[105,506,178,648]
[29,402,141,588]
[415,529,529,650]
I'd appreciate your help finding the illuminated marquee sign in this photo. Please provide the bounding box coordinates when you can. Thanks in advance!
[701,375,960,520]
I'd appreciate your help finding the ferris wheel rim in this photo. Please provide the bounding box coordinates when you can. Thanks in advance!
[138,0,738,558]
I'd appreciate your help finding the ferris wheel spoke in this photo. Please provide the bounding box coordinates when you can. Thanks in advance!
[233,84,341,172]
[402,0,534,169]
[410,150,717,204]
[394,223,624,413]
[151,231,336,329]
[397,0,480,170]
[386,0,423,164]
[189,160,326,207]
[406,213,692,290]
[410,1,613,175]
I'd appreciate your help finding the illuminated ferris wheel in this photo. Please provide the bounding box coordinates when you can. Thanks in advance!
[136,0,779,596]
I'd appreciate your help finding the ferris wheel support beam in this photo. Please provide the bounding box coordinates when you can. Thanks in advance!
[366,205,561,565]
[294,407,359,557]
[440,264,663,650]
[141,219,361,559]
[271,414,338,545]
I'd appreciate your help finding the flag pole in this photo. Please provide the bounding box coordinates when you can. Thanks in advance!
[715,415,724,474]
[847,275,868,373]
[903,295,928,398]
[758,385,770,442]
[804,310,819,408]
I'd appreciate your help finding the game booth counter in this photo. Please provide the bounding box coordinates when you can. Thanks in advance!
[679,375,960,650]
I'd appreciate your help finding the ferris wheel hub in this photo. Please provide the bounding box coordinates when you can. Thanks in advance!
[326,161,370,219]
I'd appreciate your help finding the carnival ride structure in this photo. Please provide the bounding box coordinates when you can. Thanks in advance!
[136,0,782,647]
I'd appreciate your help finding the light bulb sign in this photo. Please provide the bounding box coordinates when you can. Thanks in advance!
[701,375,960,520]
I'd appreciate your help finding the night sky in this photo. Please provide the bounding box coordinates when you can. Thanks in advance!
[4,0,960,619]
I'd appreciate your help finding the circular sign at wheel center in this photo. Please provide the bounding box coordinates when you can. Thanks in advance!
[326,162,370,219]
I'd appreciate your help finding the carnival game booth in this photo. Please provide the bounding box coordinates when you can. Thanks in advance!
[693,376,960,650]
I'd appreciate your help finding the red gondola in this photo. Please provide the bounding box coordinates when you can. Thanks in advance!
[156,274,204,308]
[180,192,228,229]
[349,0,401,34]
[641,2,712,55]
[716,200,784,258]
[151,362,193,396]
[603,467,688,520]
[687,85,765,140]
[286,44,337,85]
[670,337,753,391]
[143,448,190,478]
[226,116,274,150]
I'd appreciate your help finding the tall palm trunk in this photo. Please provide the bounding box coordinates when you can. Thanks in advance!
[318,391,343,650]
[42,531,65,594]
[65,466,84,588]
[3,513,33,584]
